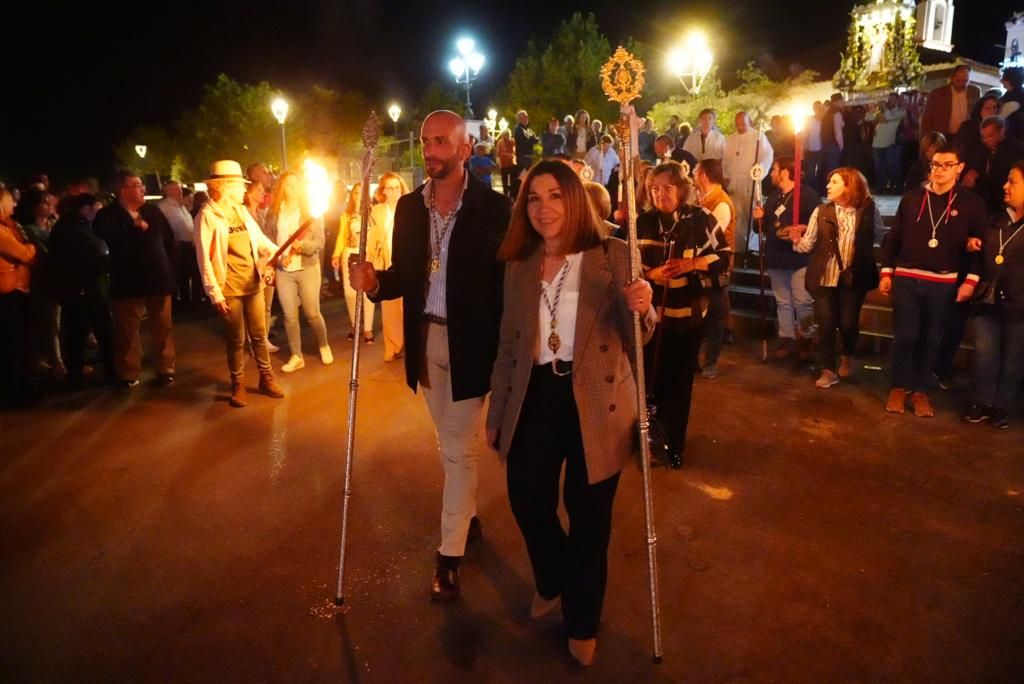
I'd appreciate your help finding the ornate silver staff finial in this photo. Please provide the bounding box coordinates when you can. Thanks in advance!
[361,111,382,150]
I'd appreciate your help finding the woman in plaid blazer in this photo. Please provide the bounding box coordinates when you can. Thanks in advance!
[486,160,655,666]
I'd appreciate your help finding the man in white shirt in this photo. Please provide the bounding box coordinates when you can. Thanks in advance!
[866,93,906,193]
[157,181,202,306]
[682,108,726,162]
[723,111,773,254]
[583,134,620,186]
[805,101,824,192]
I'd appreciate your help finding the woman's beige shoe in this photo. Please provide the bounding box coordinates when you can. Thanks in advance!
[568,637,596,666]
[530,592,560,619]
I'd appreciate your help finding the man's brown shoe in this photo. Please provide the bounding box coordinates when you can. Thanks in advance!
[838,355,854,378]
[229,380,248,408]
[431,566,459,604]
[258,372,285,398]
[886,388,907,414]
[773,338,796,359]
[911,392,935,417]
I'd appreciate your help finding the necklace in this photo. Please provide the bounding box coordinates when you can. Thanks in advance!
[918,186,956,249]
[541,257,571,354]
[428,185,460,274]
[997,219,1024,265]
[774,190,793,228]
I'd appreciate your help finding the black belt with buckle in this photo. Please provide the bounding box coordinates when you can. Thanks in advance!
[424,313,447,326]
[540,358,573,374]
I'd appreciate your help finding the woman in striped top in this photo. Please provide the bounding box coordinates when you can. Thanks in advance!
[790,167,883,388]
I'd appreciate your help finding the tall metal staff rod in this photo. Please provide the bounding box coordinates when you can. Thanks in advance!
[601,46,664,664]
[335,112,382,605]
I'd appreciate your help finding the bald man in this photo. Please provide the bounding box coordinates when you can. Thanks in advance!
[350,110,511,604]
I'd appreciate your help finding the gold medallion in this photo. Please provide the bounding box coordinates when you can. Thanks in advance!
[547,331,561,354]
[429,257,441,273]
[995,254,1005,265]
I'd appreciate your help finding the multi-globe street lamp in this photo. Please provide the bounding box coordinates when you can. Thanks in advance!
[271,96,290,170]
[448,37,485,118]
[667,30,714,97]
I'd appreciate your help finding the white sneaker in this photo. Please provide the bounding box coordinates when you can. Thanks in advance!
[320,346,334,365]
[281,355,305,373]
[266,341,280,353]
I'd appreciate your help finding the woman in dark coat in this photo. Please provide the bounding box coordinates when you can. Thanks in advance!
[790,167,883,388]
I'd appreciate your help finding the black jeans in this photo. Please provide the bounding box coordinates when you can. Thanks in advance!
[702,288,730,365]
[935,299,970,378]
[61,290,115,382]
[645,324,702,455]
[0,291,32,406]
[891,277,956,391]
[506,366,620,640]
[814,285,866,371]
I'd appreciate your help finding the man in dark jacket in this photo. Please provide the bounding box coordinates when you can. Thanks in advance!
[965,116,1024,215]
[93,171,178,391]
[350,110,509,605]
[755,156,821,359]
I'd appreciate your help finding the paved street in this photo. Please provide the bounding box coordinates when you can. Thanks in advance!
[2,299,1022,682]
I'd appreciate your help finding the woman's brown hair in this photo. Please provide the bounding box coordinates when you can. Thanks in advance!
[498,159,603,261]
[829,166,872,210]
[270,170,307,216]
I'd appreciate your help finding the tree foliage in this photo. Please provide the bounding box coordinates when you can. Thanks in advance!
[493,12,648,126]
[114,74,380,183]
[646,64,819,136]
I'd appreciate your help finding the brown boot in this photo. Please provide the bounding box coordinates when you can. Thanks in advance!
[229,379,248,408]
[797,337,814,362]
[838,355,854,378]
[886,388,907,414]
[258,372,285,398]
[911,392,935,417]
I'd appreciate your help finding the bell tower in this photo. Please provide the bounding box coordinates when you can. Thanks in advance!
[915,0,955,52]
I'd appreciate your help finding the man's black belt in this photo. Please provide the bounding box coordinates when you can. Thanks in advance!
[424,313,447,326]
[536,359,572,376]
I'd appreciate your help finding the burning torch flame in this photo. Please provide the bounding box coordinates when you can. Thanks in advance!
[303,159,330,219]
[790,103,808,134]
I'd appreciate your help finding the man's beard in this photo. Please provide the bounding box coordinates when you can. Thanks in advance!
[425,155,461,180]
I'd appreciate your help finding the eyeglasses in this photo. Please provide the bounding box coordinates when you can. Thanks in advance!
[929,162,960,171]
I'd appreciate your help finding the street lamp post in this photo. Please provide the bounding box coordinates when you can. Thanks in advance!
[667,30,714,97]
[388,103,402,138]
[448,37,485,118]
[271,97,290,170]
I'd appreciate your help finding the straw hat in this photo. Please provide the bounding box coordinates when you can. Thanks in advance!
[204,160,250,184]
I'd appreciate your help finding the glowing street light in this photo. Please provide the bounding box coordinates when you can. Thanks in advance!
[498,117,509,135]
[271,96,290,170]
[667,30,714,97]
[448,36,485,118]
[388,103,402,137]
[135,144,147,159]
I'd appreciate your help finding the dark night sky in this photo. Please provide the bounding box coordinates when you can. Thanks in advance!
[7,0,1015,186]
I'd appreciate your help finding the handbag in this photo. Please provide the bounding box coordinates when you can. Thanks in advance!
[969,279,998,314]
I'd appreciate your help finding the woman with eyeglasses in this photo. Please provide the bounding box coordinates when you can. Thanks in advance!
[963,162,1024,429]
[371,172,409,361]
[790,167,883,389]
[486,160,654,666]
